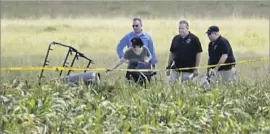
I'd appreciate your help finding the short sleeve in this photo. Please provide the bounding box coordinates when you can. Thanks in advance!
[220,40,230,54]
[169,36,177,53]
[144,47,151,57]
[193,36,203,53]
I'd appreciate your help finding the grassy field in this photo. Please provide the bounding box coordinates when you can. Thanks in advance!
[1,1,269,19]
[1,1,270,133]
[1,18,269,82]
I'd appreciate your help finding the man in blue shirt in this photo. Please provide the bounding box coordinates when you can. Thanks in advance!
[116,17,157,69]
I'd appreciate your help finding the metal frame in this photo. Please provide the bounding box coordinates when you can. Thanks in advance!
[37,41,94,85]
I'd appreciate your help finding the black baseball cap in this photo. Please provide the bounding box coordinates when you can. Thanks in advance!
[206,25,219,34]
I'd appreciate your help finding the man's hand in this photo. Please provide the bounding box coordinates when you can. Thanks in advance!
[144,60,150,64]
[193,69,199,77]
[166,66,170,76]
[166,70,170,76]
[144,57,151,64]
[106,68,113,73]
[208,68,217,76]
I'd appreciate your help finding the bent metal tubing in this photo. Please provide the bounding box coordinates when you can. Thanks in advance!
[37,41,94,86]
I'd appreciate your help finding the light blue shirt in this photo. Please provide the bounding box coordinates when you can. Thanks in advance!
[116,31,157,65]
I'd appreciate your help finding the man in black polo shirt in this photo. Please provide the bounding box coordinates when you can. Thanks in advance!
[166,20,203,84]
[204,25,237,85]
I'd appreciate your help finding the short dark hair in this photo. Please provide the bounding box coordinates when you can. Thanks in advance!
[179,20,189,29]
[133,17,142,25]
[131,37,144,48]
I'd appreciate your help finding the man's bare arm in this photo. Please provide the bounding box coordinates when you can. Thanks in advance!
[214,54,228,70]
[195,52,201,70]
[167,52,175,68]
[111,58,127,70]
[207,59,211,74]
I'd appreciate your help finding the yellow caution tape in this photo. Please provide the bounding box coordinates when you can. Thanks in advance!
[1,57,269,72]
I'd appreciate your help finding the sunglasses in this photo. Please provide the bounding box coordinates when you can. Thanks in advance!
[132,25,139,27]
[207,32,212,36]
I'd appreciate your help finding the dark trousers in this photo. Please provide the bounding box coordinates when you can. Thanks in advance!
[125,71,151,87]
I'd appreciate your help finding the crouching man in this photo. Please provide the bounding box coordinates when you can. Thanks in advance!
[107,37,154,87]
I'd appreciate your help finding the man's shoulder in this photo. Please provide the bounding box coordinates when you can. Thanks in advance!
[119,32,132,39]
[124,31,134,37]
[126,47,133,51]
[169,35,181,45]
[189,32,200,40]
[219,36,231,45]
[124,47,133,55]
[172,34,180,40]
[142,46,150,51]
[142,32,153,39]
[174,34,181,38]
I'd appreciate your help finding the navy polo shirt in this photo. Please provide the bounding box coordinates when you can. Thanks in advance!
[169,32,203,72]
[208,35,236,71]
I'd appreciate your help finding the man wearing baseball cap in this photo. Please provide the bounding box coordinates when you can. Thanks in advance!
[203,25,237,89]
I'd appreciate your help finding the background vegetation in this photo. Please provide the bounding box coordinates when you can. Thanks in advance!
[1,0,269,133]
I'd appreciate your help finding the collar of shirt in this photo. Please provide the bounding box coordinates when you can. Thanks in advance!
[180,31,191,40]
[132,31,145,36]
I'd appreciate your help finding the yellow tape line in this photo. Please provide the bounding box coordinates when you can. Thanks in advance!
[1,57,269,72]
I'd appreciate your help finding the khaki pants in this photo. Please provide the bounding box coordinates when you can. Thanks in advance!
[166,70,194,84]
[211,67,237,83]
[201,67,237,91]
